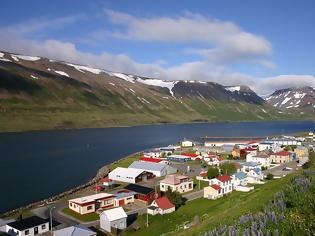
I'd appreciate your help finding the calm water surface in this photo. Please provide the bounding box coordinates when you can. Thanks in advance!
[0,121,314,213]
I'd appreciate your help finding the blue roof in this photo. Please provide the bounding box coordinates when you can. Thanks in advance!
[234,172,247,179]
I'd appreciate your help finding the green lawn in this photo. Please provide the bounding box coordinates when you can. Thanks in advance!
[193,177,209,191]
[62,208,99,222]
[108,153,141,171]
[123,174,296,236]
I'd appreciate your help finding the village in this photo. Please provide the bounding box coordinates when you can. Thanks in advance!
[1,132,314,236]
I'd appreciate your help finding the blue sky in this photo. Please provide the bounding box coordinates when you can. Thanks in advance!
[0,0,314,94]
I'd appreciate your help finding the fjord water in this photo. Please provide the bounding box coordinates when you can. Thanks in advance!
[0,121,314,213]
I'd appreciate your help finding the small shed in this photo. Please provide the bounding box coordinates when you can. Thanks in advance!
[100,207,127,233]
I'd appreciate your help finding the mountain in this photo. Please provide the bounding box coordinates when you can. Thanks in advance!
[0,51,307,132]
[265,87,315,114]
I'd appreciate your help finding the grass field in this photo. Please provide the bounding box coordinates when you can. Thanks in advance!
[62,208,99,222]
[123,173,296,236]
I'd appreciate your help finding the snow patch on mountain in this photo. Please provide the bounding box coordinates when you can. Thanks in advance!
[225,86,241,92]
[11,54,40,61]
[110,72,135,83]
[136,77,178,96]
[54,70,70,77]
[66,63,103,75]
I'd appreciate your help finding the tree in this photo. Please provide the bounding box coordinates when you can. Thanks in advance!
[207,166,220,179]
[164,187,184,209]
[219,162,237,175]
[266,173,274,180]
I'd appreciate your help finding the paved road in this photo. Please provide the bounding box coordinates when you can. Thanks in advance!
[263,160,300,177]
[183,190,204,202]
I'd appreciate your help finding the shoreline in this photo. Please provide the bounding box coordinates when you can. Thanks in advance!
[1,152,141,217]
[0,119,313,135]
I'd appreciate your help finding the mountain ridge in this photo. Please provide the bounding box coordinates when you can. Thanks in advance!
[0,50,312,132]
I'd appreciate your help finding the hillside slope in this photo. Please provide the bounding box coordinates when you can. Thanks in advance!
[0,51,307,132]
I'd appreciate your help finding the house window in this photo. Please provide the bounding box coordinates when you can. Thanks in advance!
[87,205,93,210]
[42,224,46,230]
[70,203,72,207]
[25,230,30,235]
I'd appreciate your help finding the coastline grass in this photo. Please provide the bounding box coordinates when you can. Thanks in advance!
[62,208,99,222]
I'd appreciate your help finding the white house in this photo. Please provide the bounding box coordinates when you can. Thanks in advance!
[232,172,248,187]
[128,161,177,177]
[68,193,114,215]
[209,175,233,195]
[6,216,49,236]
[147,197,175,215]
[246,153,271,167]
[204,156,224,166]
[53,225,96,236]
[160,174,193,193]
[181,140,194,147]
[100,207,127,233]
[247,168,264,184]
[108,167,154,183]
[143,149,163,158]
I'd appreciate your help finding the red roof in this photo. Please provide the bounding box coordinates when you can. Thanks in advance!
[100,178,112,183]
[211,184,222,190]
[217,157,224,161]
[216,175,232,182]
[155,196,175,210]
[245,147,257,151]
[139,157,162,163]
[273,151,291,156]
[93,186,104,191]
[199,172,208,177]
[181,153,198,158]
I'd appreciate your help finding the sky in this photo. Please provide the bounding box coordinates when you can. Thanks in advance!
[0,0,314,94]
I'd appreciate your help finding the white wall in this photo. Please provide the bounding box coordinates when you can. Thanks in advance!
[7,223,49,236]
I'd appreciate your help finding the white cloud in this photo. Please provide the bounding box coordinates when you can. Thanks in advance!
[103,9,273,67]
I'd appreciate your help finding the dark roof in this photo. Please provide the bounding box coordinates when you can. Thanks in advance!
[124,184,154,195]
[7,216,49,231]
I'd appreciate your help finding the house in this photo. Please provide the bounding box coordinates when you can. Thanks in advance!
[246,153,271,167]
[143,149,163,158]
[204,184,223,199]
[68,193,114,215]
[232,148,247,159]
[167,155,191,163]
[6,216,49,236]
[270,151,292,164]
[0,218,15,232]
[232,172,248,187]
[181,139,194,147]
[295,146,308,158]
[209,175,233,195]
[258,142,283,153]
[129,161,177,177]
[205,156,224,166]
[196,170,208,181]
[160,174,193,193]
[99,178,115,187]
[100,207,127,233]
[108,167,155,183]
[147,197,175,215]
[112,190,135,207]
[124,184,157,203]
[244,147,257,156]
[241,162,262,173]
[53,225,96,236]
[247,168,264,184]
